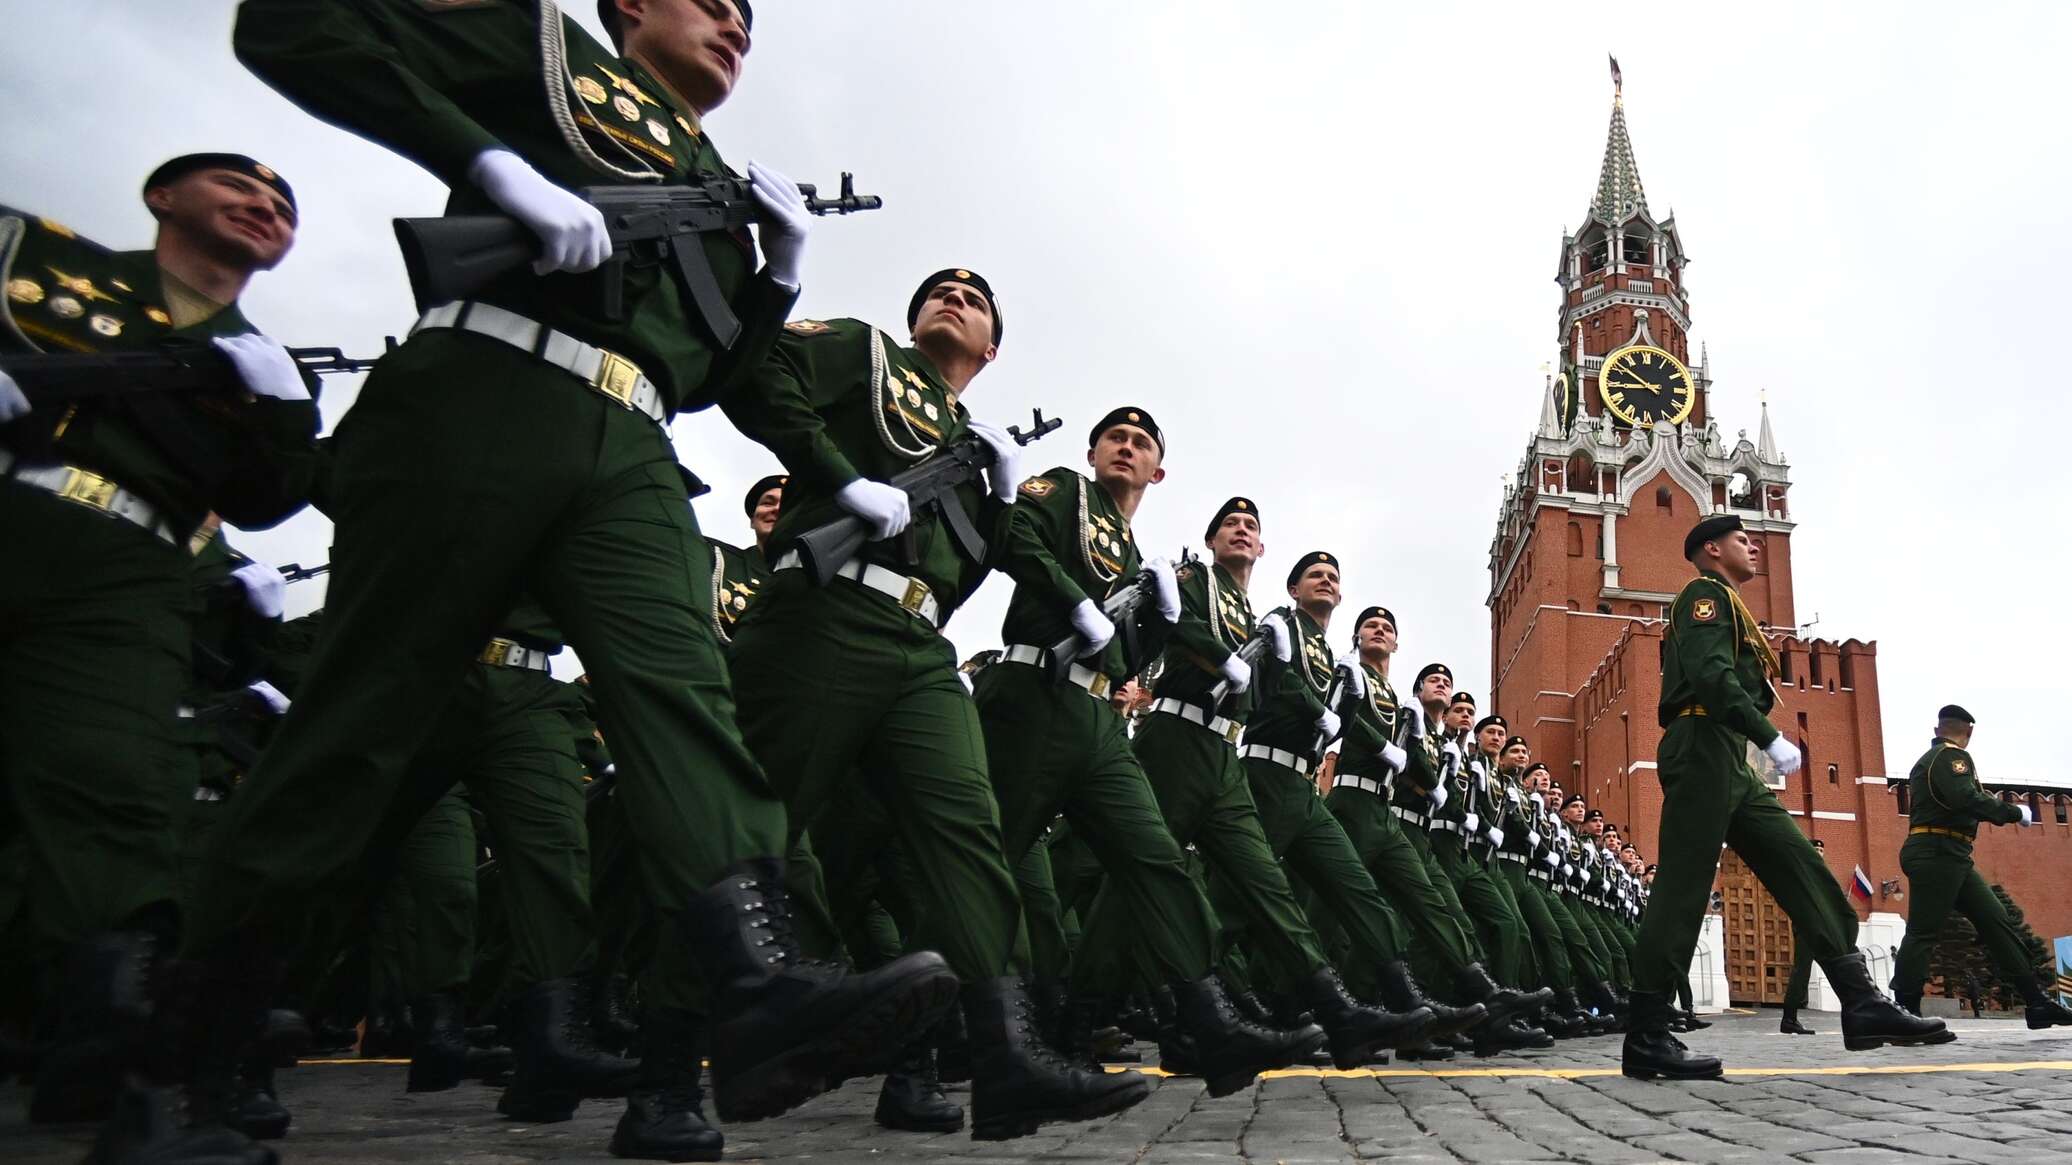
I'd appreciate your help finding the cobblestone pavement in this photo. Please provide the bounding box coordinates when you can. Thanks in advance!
[8,1012,2070,1164]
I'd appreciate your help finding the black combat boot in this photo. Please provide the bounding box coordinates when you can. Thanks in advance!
[591,972,642,1055]
[1171,976,1325,1096]
[1823,952,1952,1051]
[32,931,159,1124]
[1547,988,1594,1037]
[86,1082,276,1165]
[1681,1008,1711,1030]
[1451,962,1554,1029]
[1054,993,1108,1073]
[1472,1015,1553,1056]
[1375,960,1486,1042]
[1535,1006,1578,1038]
[1583,979,1625,1032]
[874,1033,965,1133]
[1780,1007,1816,1035]
[936,1002,972,1084]
[498,978,640,1122]
[2024,980,2072,1029]
[1304,967,1433,1068]
[964,977,1150,1141]
[685,857,961,1123]
[1150,985,1199,1077]
[1620,990,1722,1080]
[609,1009,723,1162]
[406,993,468,1093]
[258,1010,310,1070]
[359,1004,412,1058]
[229,1054,291,1140]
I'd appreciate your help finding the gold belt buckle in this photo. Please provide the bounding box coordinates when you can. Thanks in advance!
[58,466,119,511]
[480,638,514,666]
[1223,722,1243,746]
[1086,672,1112,700]
[591,350,642,409]
[899,576,931,617]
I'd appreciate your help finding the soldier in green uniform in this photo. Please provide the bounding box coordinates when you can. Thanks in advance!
[163,4,960,1161]
[724,268,1151,1140]
[0,153,317,1130]
[1516,764,1622,1030]
[707,473,784,648]
[976,406,1322,1094]
[1624,514,1947,1080]
[1434,714,1551,1052]
[1487,740,1594,1036]
[1889,705,2072,1029]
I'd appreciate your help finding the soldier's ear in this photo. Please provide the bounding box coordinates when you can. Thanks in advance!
[1148,465,1166,486]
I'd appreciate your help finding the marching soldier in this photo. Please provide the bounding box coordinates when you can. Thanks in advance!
[1517,764,1622,1030]
[1888,706,2072,1029]
[708,473,784,648]
[1433,714,1549,1052]
[0,152,317,1127]
[724,269,1153,1139]
[1624,515,1946,1080]
[1488,740,1593,1035]
[171,4,959,1162]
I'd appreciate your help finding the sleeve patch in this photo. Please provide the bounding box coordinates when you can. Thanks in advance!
[1950,759,1969,774]
[1018,477,1055,498]
[1691,598,1718,622]
[784,319,831,334]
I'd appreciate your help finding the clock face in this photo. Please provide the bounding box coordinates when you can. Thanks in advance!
[1598,343,1696,426]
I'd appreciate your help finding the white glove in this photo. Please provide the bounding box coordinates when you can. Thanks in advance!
[747,160,810,290]
[1145,556,1181,622]
[1441,740,1463,766]
[1529,791,1545,808]
[1258,611,1294,663]
[1218,652,1252,695]
[1314,708,1341,743]
[1543,852,1560,870]
[230,561,287,619]
[212,335,310,402]
[1527,829,1542,848]
[1380,741,1408,773]
[246,680,290,715]
[966,419,1021,503]
[1334,653,1368,701]
[1428,781,1449,810]
[1069,598,1115,657]
[957,669,974,694]
[469,148,610,275]
[0,370,29,422]
[2018,804,2034,826]
[1487,825,1505,849]
[834,478,911,540]
[1763,735,1803,777]
[1562,862,1575,878]
[1464,812,1481,836]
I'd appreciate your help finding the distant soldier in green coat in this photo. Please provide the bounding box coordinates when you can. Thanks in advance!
[707,473,784,649]
[1889,705,2072,1029]
[1624,514,1947,1080]
[0,153,317,1128]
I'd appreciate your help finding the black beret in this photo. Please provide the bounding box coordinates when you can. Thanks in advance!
[1585,808,1605,822]
[1474,715,1507,734]
[1450,691,1477,708]
[1645,863,1659,873]
[1204,497,1258,542]
[1524,762,1549,777]
[1351,606,1396,647]
[598,0,751,41]
[908,268,1002,345]
[145,153,295,217]
[1562,795,1587,809]
[1937,704,1975,725]
[1285,551,1338,592]
[1502,735,1529,752]
[743,473,787,518]
[1683,513,1744,560]
[1414,663,1452,688]
[1088,406,1164,456]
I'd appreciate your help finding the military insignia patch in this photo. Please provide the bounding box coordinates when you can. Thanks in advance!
[1951,759,1969,774]
[783,319,830,334]
[574,76,609,105]
[1692,598,1718,622]
[1019,477,1055,498]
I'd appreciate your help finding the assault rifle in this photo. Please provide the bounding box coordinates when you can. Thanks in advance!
[1,342,380,406]
[1311,659,1363,757]
[1205,626,1275,711]
[790,408,1060,586]
[1044,566,1167,684]
[277,562,330,584]
[393,173,882,346]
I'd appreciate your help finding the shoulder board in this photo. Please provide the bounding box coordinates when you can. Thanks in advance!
[781,316,867,341]
[1018,476,1058,498]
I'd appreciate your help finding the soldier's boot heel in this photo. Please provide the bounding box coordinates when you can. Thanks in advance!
[1304,967,1432,1068]
[688,857,961,1123]
[609,1010,723,1162]
[2022,980,2072,1029]
[966,977,1150,1140]
[86,1081,277,1165]
[1826,953,1952,1050]
[874,1037,965,1132]
[1172,976,1324,1097]
[1619,992,1722,1081]
[500,978,639,1121]
[1377,960,1485,1043]
[1780,1008,1816,1035]
[229,1055,291,1141]
[1453,962,1551,1029]
[405,993,468,1094]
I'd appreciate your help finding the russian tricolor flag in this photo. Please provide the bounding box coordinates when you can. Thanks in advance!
[1850,865,1874,903]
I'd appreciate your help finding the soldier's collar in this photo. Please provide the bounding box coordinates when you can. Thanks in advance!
[901,345,957,407]
[621,53,700,126]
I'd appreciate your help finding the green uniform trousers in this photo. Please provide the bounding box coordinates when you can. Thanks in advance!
[976,662,1217,985]
[1563,889,1619,984]
[1890,835,2035,998]
[1631,718,1856,995]
[1537,881,1608,984]
[1012,840,1070,979]
[1499,860,1572,990]
[1074,711,1326,994]
[185,333,787,1015]
[730,574,1018,983]
[1783,943,1815,1011]
[1320,785,1481,978]
[1431,834,1527,985]
[370,789,478,1002]
[1240,759,1406,995]
[1394,816,1484,988]
[1,487,194,972]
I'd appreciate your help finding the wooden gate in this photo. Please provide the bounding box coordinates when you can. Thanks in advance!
[1719,849,1796,1005]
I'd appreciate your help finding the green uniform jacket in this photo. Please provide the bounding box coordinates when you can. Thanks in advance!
[1491,770,1536,863]
[1150,558,1257,723]
[233,0,793,413]
[1391,718,1450,815]
[705,538,769,647]
[1,213,317,532]
[1241,607,1332,757]
[993,467,1138,682]
[1906,737,2020,840]
[1336,662,1402,781]
[1658,569,1779,747]
[731,318,1009,622]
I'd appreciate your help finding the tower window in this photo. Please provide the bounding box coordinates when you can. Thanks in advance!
[1827,764,1839,786]
[1623,233,1651,264]
[1655,486,1673,513]
[1566,521,1584,557]
[2056,795,2068,825]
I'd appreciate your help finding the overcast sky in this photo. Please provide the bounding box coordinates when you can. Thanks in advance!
[7,2,2069,781]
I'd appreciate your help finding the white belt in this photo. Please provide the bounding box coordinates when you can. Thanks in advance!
[1149,697,1241,745]
[1497,851,1527,864]
[1001,644,1112,700]
[772,550,941,627]
[413,301,666,423]
[1332,775,1389,797]
[1584,894,1603,907]
[0,451,181,546]
[1240,743,1311,776]
[1528,867,1552,883]
[480,637,554,673]
[1430,819,1463,835]
[1391,804,1429,828]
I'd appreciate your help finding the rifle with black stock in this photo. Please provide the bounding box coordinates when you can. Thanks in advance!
[277,562,330,584]
[1205,625,1275,713]
[0,342,382,407]
[393,172,882,346]
[789,408,1061,586]
[1043,565,1168,685]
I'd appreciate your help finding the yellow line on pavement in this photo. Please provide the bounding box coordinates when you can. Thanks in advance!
[1122,1061,2072,1081]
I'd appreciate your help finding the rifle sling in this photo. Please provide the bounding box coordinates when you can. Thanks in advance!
[667,235,741,349]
